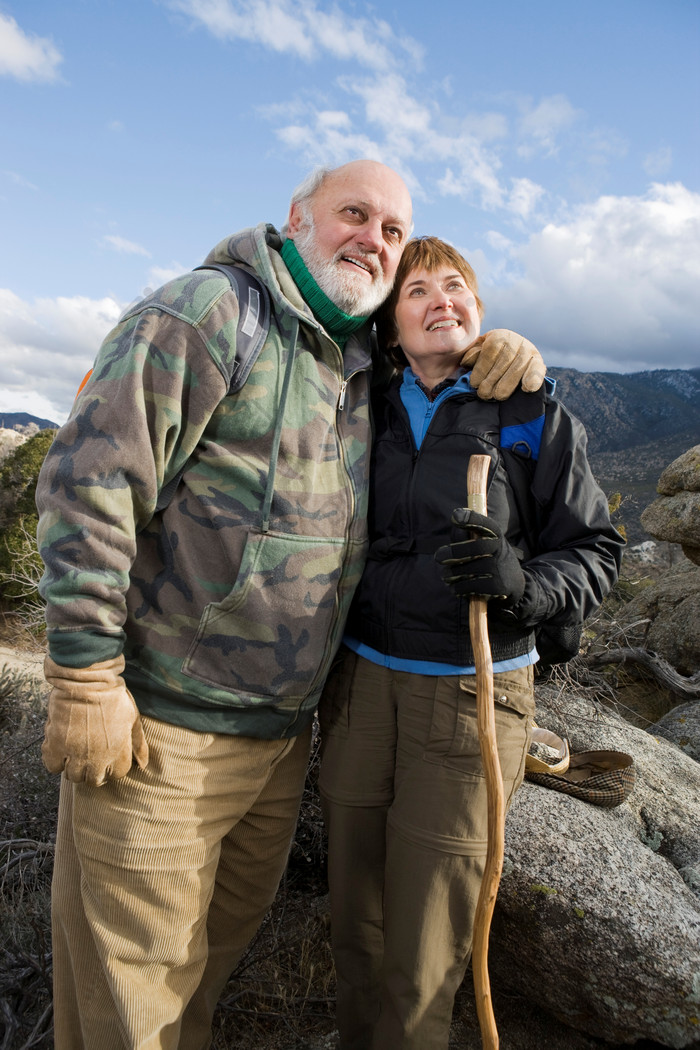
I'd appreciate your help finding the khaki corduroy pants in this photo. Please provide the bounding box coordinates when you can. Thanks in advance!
[319,650,533,1050]
[51,714,311,1050]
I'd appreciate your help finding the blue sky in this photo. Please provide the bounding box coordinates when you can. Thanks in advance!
[1,0,698,424]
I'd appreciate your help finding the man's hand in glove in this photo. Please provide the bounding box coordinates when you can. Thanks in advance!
[42,654,149,787]
[462,329,546,401]
[435,508,526,604]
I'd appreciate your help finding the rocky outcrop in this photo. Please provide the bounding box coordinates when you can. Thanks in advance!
[0,426,25,464]
[641,446,700,565]
[490,684,700,1048]
[604,560,700,678]
[650,700,700,765]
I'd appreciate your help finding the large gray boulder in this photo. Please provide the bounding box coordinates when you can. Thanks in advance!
[489,683,700,1048]
[650,700,700,765]
[641,446,700,565]
[605,560,700,678]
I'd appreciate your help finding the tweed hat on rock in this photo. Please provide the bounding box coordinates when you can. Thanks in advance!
[526,749,636,808]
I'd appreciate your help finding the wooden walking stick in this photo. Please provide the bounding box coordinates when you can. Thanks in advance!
[467,454,505,1050]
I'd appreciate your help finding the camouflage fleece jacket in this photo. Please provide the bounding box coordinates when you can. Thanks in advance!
[36,224,373,739]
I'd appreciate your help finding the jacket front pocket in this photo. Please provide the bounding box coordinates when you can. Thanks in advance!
[182,530,345,702]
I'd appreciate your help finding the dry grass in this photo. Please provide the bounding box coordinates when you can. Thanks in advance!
[0,686,339,1050]
[0,664,56,1050]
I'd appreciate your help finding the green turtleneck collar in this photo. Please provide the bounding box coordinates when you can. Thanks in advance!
[281,238,369,348]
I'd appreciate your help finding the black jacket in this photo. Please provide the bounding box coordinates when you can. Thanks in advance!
[345,375,624,668]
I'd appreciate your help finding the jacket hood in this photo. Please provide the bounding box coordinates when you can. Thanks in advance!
[203,223,309,323]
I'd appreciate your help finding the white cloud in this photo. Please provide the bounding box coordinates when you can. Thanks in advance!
[0,290,124,423]
[167,0,421,69]
[273,72,512,210]
[277,118,382,168]
[102,235,152,257]
[643,146,672,178]
[484,183,700,372]
[507,177,545,219]
[268,65,614,222]
[0,388,63,423]
[0,13,63,82]
[516,94,580,158]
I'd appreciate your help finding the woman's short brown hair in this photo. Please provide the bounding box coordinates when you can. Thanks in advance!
[376,236,485,370]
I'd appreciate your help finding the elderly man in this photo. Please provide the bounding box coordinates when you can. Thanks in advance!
[36,159,545,1049]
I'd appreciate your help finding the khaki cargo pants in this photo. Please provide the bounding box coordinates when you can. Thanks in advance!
[319,648,534,1050]
[51,715,311,1050]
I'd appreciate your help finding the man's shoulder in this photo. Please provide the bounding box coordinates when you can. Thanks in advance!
[119,223,279,329]
[118,268,240,329]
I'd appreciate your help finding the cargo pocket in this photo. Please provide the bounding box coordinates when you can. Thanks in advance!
[182,530,344,702]
[425,666,534,783]
[461,665,535,799]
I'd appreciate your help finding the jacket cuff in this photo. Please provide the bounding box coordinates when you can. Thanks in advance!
[507,573,549,626]
[46,629,125,668]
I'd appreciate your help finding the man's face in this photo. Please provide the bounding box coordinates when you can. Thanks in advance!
[287,161,413,316]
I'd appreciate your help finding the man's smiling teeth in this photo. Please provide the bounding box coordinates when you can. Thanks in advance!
[343,255,372,273]
[428,319,460,331]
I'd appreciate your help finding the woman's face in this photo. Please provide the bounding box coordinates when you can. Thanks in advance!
[391,265,481,374]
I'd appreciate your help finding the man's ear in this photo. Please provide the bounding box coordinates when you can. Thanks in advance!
[287,201,304,238]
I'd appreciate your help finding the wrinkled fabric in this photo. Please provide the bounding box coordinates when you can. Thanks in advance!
[36,224,374,739]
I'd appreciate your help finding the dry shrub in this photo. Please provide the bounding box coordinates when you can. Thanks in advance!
[0,664,56,1050]
[0,692,338,1050]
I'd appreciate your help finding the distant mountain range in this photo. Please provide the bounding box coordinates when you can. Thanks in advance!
[3,367,699,545]
[548,366,700,454]
[1,411,60,432]
[547,367,700,543]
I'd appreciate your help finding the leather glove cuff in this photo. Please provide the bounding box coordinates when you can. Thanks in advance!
[42,654,148,786]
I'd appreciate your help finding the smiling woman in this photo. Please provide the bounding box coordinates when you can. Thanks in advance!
[391,265,482,385]
[317,234,625,1050]
[378,236,485,384]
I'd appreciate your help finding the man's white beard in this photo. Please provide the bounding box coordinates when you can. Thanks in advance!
[293,221,393,317]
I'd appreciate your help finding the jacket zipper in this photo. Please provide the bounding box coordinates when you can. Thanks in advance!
[307,360,369,697]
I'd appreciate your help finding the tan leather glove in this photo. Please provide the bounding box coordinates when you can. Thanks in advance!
[462,329,546,400]
[42,654,149,787]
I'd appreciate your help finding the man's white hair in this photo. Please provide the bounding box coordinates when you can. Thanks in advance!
[290,166,334,209]
[280,166,333,238]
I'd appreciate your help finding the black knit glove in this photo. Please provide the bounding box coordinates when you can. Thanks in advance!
[435,508,526,604]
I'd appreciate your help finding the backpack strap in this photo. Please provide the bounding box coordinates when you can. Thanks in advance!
[155,264,271,512]
[193,263,271,393]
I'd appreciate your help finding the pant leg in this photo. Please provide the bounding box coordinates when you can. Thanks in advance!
[52,775,128,1050]
[373,667,534,1050]
[318,651,398,1050]
[377,836,485,1050]
[51,715,310,1050]
[322,803,389,1050]
[179,724,311,1049]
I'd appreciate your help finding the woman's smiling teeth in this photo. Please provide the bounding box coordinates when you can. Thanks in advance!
[428,319,460,331]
